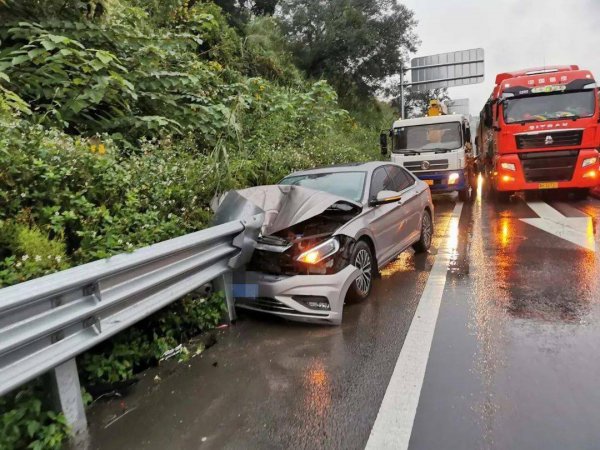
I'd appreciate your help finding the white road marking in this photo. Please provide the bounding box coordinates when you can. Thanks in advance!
[366,202,464,450]
[522,202,595,252]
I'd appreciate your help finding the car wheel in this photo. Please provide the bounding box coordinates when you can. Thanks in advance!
[413,210,433,253]
[348,241,374,301]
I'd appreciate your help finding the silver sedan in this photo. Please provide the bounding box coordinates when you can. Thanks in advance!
[219,161,434,325]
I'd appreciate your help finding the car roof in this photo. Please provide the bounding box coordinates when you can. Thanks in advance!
[284,161,391,178]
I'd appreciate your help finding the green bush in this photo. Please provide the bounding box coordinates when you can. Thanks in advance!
[0,384,70,450]
[0,1,392,448]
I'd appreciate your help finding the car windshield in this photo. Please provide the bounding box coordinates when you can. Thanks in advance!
[393,122,462,153]
[280,171,366,202]
[504,90,596,123]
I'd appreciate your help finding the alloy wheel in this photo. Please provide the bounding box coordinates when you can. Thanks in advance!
[354,248,372,295]
[422,213,432,248]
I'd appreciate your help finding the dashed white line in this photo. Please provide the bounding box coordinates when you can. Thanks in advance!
[365,201,464,450]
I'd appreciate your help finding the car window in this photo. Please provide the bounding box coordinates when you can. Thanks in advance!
[280,171,366,202]
[370,166,395,199]
[386,165,415,192]
[399,166,416,189]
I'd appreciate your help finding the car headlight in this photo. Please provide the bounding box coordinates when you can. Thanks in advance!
[583,157,598,168]
[448,173,460,185]
[501,162,516,171]
[296,237,340,264]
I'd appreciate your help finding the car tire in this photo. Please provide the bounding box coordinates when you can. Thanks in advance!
[413,210,433,254]
[347,241,374,301]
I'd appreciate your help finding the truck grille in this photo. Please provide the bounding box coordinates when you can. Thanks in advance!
[404,159,449,172]
[519,150,579,183]
[516,130,583,150]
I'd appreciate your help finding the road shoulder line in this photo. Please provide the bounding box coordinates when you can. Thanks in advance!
[365,201,463,450]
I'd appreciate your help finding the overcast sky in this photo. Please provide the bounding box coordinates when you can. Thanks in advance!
[401,0,600,115]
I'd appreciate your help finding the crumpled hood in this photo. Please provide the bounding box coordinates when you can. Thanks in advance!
[213,185,362,236]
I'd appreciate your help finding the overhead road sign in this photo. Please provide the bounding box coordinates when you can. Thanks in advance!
[410,48,485,92]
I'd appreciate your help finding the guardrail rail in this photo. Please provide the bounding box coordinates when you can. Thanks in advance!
[0,214,263,437]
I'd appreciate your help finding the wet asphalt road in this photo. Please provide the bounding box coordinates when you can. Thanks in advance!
[87,189,600,450]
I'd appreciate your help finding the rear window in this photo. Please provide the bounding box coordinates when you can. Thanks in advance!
[280,171,366,202]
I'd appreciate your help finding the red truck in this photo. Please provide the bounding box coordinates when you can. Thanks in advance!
[477,65,600,201]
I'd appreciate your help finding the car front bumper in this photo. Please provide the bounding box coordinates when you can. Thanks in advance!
[233,265,360,325]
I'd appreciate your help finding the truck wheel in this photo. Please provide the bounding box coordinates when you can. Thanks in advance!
[493,188,512,203]
[571,189,589,201]
[413,210,433,254]
[458,186,471,202]
[348,241,374,301]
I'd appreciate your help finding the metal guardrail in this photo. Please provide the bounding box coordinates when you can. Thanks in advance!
[0,214,263,437]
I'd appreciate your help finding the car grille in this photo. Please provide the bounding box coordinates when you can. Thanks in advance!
[516,130,583,150]
[404,159,449,172]
[236,297,323,316]
[237,297,295,313]
[518,150,579,182]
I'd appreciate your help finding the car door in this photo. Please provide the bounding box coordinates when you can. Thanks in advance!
[388,166,423,246]
[366,166,406,265]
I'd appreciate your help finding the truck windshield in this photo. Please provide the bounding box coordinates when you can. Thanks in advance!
[504,90,596,124]
[280,171,366,202]
[392,123,462,153]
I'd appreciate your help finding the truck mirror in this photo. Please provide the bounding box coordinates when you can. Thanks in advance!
[464,126,471,143]
[484,103,493,128]
[380,132,388,156]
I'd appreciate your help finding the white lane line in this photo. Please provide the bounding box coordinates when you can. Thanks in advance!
[366,201,464,450]
[522,202,595,252]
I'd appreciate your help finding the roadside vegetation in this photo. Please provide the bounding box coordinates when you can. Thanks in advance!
[0,1,416,447]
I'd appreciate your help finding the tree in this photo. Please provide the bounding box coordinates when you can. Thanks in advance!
[213,0,278,24]
[278,0,418,99]
[396,88,451,119]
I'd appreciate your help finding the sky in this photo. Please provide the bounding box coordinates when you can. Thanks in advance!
[401,0,600,115]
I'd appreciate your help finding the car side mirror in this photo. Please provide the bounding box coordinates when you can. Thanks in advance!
[380,132,388,156]
[370,190,402,207]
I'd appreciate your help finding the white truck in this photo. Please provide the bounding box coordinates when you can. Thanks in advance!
[380,101,477,201]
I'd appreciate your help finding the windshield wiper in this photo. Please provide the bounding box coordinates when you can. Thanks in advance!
[396,150,419,155]
[517,114,580,125]
[418,148,453,153]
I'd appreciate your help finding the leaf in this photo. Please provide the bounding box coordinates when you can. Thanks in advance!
[27,48,46,59]
[89,59,105,72]
[47,34,70,44]
[95,51,114,65]
[40,40,57,51]
[11,55,30,65]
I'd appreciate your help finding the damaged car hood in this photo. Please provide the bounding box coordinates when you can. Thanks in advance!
[213,185,362,236]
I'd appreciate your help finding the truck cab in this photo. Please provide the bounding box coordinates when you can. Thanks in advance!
[479,65,600,200]
[381,110,475,201]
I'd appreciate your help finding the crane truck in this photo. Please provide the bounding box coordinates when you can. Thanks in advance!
[380,100,477,201]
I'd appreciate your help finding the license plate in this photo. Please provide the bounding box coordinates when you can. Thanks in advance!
[538,182,559,189]
[425,179,434,186]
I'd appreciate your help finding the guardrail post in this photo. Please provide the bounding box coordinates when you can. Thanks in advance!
[51,358,87,436]
[214,272,236,323]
